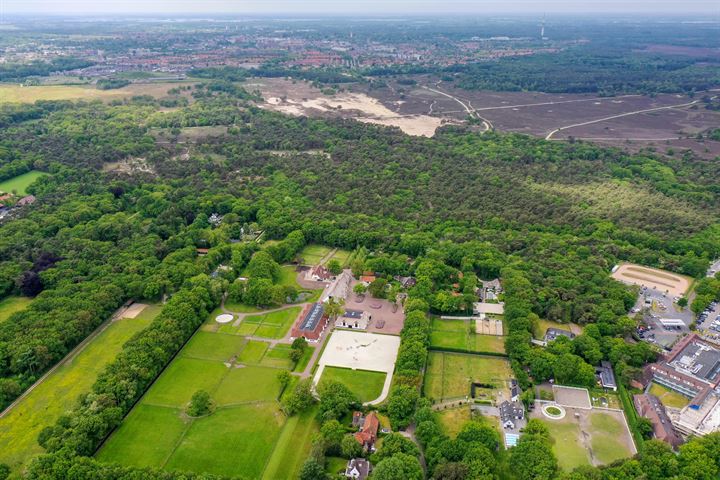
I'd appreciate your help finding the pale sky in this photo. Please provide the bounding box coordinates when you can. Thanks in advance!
[2,0,719,14]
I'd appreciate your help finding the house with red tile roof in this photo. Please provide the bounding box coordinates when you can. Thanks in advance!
[353,411,379,450]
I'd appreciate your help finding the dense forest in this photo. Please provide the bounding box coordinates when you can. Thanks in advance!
[1,83,719,479]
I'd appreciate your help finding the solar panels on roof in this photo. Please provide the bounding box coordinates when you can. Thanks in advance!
[299,303,324,332]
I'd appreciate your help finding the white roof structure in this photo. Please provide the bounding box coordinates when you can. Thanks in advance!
[659,318,685,327]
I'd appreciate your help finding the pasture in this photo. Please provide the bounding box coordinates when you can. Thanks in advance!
[0,304,160,472]
[0,296,32,323]
[424,351,512,401]
[429,318,506,354]
[0,170,47,195]
[319,366,386,403]
[97,316,304,478]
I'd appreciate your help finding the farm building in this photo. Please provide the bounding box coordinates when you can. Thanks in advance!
[290,302,328,342]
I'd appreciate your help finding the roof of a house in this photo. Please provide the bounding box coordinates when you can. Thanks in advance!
[354,412,379,446]
[597,361,617,389]
[545,328,576,341]
[498,401,524,422]
[633,393,683,448]
[345,458,371,479]
[298,303,325,332]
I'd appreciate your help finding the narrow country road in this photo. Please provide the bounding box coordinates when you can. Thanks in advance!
[544,99,701,140]
[422,85,493,132]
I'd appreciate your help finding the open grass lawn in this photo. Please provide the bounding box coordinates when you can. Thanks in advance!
[325,457,349,477]
[437,407,471,437]
[589,412,633,465]
[327,249,352,266]
[299,244,332,265]
[214,365,282,405]
[279,265,302,289]
[238,340,270,363]
[142,357,229,408]
[543,419,589,471]
[424,352,511,401]
[320,366,386,403]
[96,404,188,468]
[166,403,285,478]
[180,331,247,361]
[429,318,505,354]
[294,345,315,372]
[541,410,633,470]
[0,305,160,472]
[0,171,47,196]
[223,300,264,313]
[263,407,320,480]
[0,296,32,323]
[234,306,301,339]
[649,382,691,409]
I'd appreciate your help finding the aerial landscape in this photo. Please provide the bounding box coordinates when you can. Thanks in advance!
[0,0,719,479]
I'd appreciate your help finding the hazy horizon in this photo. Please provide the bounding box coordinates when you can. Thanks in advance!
[2,0,719,15]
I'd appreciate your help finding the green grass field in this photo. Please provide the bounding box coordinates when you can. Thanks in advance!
[429,318,505,354]
[319,366,386,403]
[97,318,304,478]
[262,407,320,480]
[649,382,691,409]
[543,419,589,471]
[298,244,332,265]
[326,249,352,266]
[0,296,33,323]
[0,171,47,196]
[0,304,160,472]
[224,307,301,339]
[541,410,634,470]
[589,412,633,465]
[424,351,512,401]
[437,407,472,437]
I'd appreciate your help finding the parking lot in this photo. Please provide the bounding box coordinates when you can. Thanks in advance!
[697,300,720,338]
[634,286,694,349]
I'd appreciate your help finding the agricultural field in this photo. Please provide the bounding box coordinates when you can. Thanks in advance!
[0,170,47,196]
[319,366,386,403]
[97,311,307,478]
[0,304,161,472]
[325,249,352,266]
[536,408,635,470]
[0,296,32,323]
[429,318,506,354]
[424,351,512,402]
[649,382,691,409]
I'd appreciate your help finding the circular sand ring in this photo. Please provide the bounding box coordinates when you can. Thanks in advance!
[369,302,382,309]
[542,404,566,420]
[215,313,234,324]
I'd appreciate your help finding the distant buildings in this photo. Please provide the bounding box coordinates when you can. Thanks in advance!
[307,264,332,282]
[642,333,720,437]
[633,393,683,448]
